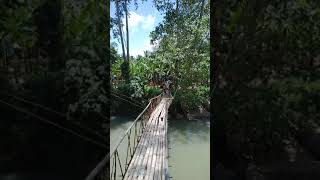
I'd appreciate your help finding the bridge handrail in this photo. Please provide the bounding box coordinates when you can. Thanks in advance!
[85,94,162,180]
[109,94,161,156]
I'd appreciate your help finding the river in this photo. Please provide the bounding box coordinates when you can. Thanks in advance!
[110,116,210,180]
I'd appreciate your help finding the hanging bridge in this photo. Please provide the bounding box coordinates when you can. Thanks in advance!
[86,93,173,180]
[0,78,174,180]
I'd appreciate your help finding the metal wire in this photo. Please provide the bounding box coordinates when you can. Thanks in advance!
[111,92,145,109]
[0,90,109,141]
[111,91,145,106]
[85,95,162,180]
[0,98,108,149]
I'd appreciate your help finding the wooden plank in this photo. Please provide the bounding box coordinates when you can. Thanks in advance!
[125,105,161,179]
[140,117,160,179]
[163,100,169,180]
[152,101,166,180]
[142,120,159,179]
[124,106,160,179]
[123,98,170,180]
[124,101,163,179]
[145,106,165,180]
[159,108,166,180]
[136,102,164,179]
[150,102,165,179]
[145,101,165,180]
[137,113,160,180]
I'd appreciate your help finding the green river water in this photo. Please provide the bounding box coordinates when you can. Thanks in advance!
[110,116,210,180]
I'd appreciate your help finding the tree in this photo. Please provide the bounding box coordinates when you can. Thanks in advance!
[115,0,126,62]
[213,0,320,164]
[150,0,210,112]
[125,0,130,62]
[112,0,133,83]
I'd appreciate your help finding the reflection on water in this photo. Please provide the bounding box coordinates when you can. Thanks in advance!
[168,119,210,180]
[110,116,135,147]
[110,116,210,180]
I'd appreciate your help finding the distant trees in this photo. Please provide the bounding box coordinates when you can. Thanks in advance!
[112,0,135,83]
[111,0,210,115]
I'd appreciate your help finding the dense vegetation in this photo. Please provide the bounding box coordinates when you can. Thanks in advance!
[111,0,210,118]
[0,0,209,178]
[0,0,108,179]
[213,0,320,179]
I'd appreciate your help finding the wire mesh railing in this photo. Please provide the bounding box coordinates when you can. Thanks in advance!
[85,94,162,180]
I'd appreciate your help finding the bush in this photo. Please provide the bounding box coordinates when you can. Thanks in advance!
[144,85,161,99]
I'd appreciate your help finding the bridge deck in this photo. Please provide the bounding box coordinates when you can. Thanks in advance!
[124,98,171,180]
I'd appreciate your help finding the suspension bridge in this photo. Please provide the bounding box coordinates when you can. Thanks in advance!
[86,92,173,180]
[0,81,174,180]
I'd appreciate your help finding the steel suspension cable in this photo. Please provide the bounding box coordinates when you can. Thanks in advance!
[0,90,109,141]
[111,91,144,106]
[0,98,108,149]
[111,92,145,109]
[0,90,66,117]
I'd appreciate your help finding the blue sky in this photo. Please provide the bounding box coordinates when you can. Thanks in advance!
[110,0,164,57]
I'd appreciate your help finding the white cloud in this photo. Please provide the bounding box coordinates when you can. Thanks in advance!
[130,49,145,57]
[123,11,143,28]
[129,38,157,57]
[122,11,156,32]
[116,11,157,57]
[142,15,155,29]
[143,39,152,51]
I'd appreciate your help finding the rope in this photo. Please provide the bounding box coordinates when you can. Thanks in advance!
[111,92,145,109]
[111,91,144,106]
[0,90,108,141]
[0,98,108,149]
[0,90,66,117]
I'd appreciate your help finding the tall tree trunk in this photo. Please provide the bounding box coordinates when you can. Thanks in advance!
[116,0,126,61]
[125,0,129,62]
[122,0,130,84]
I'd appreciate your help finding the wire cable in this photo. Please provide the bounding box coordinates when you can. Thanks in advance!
[111,93,145,109]
[0,90,109,141]
[0,98,108,149]
[0,90,66,117]
[111,90,144,106]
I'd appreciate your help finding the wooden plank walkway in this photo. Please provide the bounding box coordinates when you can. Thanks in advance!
[124,98,171,180]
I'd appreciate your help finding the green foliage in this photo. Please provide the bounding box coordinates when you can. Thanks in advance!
[111,0,210,115]
[215,0,320,157]
[63,0,109,121]
[144,85,161,98]
[0,1,109,176]
[0,1,41,49]
[120,61,130,83]
[151,0,210,113]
